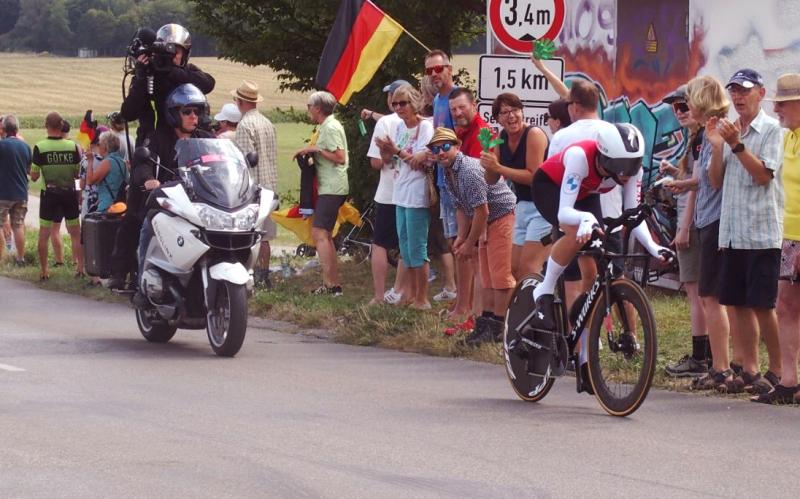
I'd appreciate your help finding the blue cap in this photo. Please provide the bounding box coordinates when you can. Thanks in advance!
[382,79,411,93]
[726,69,764,89]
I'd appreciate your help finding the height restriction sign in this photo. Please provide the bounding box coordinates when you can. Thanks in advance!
[489,0,565,54]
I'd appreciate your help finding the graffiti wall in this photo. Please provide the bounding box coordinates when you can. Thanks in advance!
[489,0,800,186]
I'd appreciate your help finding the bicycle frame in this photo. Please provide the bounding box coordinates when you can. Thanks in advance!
[513,203,655,378]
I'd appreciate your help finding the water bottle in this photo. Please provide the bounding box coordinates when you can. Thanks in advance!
[281,251,291,278]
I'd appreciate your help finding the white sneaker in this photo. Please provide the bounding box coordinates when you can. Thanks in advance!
[433,288,457,302]
[384,287,403,305]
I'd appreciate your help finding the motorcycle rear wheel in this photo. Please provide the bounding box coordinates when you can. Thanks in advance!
[207,281,248,357]
[135,306,177,343]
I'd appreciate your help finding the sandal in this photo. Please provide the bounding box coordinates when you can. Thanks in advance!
[764,370,781,388]
[691,368,732,391]
[74,271,86,279]
[721,371,773,395]
[39,273,50,281]
[751,384,800,405]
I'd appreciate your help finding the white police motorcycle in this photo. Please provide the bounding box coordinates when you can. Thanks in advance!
[133,139,273,357]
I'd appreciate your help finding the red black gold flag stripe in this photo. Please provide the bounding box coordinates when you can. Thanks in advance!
[315,0,403,104]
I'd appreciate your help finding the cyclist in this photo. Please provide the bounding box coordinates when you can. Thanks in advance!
[526,123,674,341]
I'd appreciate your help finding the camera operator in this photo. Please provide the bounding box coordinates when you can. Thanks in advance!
[121,23,215,147]
[107,84,214,291]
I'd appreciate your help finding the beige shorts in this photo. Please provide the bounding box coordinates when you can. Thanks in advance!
[677,226,701,283]
[260,217,277,241]
[0,200,27,228]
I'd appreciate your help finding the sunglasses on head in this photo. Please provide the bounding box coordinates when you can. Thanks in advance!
[180,107,200,117]
[672,102,690,113]
[425,64,449,75]
[391,100,410,108]
[429,143,453,154]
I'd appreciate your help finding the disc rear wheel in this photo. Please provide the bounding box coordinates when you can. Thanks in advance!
[504,274,557,402]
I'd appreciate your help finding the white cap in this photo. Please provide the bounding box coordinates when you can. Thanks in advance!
[214,103,242,123]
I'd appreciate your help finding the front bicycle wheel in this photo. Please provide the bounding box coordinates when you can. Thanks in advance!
[586,278,657,417]
[504,274,556,402]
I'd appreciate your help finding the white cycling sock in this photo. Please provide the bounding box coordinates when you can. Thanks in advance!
[579,329,589,365]
[534,257,566,300]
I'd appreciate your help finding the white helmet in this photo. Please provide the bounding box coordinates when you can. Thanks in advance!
[596,123,644,181]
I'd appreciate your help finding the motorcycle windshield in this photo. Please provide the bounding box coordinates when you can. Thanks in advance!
[174,138,254,210]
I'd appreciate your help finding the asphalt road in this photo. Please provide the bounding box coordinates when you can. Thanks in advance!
[1,276,798,498]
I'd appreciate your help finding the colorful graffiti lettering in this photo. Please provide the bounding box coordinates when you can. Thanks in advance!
[564,73,686,187]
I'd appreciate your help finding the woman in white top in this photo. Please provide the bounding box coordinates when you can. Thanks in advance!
[376,84,434,309]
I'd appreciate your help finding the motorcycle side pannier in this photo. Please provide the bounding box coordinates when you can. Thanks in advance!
[83,212,122,278]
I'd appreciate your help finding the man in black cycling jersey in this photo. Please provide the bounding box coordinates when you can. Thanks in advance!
[526,123,674,387]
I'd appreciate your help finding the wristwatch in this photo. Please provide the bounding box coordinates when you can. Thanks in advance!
[732,142,745,154]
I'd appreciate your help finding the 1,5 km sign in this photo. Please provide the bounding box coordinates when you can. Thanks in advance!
[489,0,565,53]
[479,55,564,104]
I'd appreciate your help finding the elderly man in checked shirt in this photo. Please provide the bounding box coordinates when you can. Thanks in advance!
[428,127,516,347]
[706,69,784,395]
[232,80,279,288]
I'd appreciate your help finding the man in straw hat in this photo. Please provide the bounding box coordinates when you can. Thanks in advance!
[428,127,517,347]
[752,73,800,404]
[233,80,278,288]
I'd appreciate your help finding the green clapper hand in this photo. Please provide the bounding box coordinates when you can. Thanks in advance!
[478,128,504,152]
[533,38,556,60]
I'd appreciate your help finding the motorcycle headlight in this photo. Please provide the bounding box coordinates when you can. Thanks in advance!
[194,204,259,231]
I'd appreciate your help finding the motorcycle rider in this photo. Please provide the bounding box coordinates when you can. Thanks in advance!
[108,84,214,291]
[121,23,215,147]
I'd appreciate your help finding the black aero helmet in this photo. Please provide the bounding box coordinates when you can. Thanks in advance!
[596,123,644,182]
[165,84,208,129]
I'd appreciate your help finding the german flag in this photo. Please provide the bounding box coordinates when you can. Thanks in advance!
[315,0,403,105]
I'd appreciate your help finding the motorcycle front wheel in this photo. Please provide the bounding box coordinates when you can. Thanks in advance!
[207,280,248,357]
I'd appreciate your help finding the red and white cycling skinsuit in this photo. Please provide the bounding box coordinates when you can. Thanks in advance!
[539,140,661,253]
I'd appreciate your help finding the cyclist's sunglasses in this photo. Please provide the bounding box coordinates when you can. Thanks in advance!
[428,142,454,154]
[180,107,201,117]
[672,101,690,113]
[425,64,450,75]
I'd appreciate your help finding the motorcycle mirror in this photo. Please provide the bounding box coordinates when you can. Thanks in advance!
[245,151,258,169]
[133,147,154,164]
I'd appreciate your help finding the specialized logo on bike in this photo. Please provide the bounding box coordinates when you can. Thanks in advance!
[563,173,581,194]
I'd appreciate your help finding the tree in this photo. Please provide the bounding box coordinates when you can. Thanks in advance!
[0,0,21,35]
[47,0,75,55]
[191,0,484,207]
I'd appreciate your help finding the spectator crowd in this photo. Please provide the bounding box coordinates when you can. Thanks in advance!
[1,47,799,406]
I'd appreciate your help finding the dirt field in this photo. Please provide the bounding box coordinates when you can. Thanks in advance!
[0,53,479,119]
